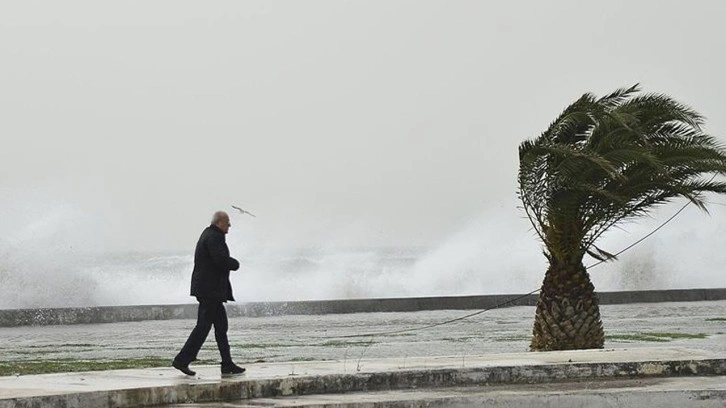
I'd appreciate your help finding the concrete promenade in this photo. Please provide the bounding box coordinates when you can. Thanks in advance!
[2,288,726,327]
[2,348,726,407]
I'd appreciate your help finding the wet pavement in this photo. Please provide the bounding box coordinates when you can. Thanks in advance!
[1,300,725,367]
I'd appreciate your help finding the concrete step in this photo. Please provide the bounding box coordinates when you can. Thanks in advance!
[173,377,726,407]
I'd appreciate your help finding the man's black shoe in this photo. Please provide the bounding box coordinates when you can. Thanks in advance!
[172,359,196,376]
[221,363,246,377]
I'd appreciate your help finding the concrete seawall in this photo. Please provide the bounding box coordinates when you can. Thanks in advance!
[2,288,725,327]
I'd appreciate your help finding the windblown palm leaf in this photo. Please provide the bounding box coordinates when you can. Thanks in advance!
[519,85,726,351]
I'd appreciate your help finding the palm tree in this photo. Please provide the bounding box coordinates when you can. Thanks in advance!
[518,85,726,351]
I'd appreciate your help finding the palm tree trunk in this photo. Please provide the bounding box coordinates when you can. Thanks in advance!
[530,261,604,351]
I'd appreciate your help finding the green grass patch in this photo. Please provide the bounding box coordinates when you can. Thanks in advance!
[318,340,377,348]
[386,333,416,338]
[607,332,708,343]
[230,343,299,349]
[608,334,671,343]
[492,335,531,342]
[0,357,215,377]
[653,332,708,339]
[706,318,726,322]
[442,337,483,343]
[442,337,469,343]
[24,344,96,349]
[288,356,320,362]
[3,345,99,355]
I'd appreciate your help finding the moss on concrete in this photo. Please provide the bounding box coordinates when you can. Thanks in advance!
[0,358,216,377]
[442,337,476,343]
[230,342,300,349]
[607,332,708,343]
[319,340,377,347]
[289,356,324,362]
[492,335,531,342]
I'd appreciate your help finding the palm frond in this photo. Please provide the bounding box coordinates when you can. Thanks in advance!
[518,86,726,264]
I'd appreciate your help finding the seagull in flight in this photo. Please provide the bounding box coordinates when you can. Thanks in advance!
[231,205,256,217]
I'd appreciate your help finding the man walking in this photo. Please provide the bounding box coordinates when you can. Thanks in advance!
[173,211,246,377]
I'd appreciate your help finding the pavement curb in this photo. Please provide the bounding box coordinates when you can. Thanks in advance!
[3,355,726,407]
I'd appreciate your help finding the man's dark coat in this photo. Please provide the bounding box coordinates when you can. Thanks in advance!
[190,225,240,302]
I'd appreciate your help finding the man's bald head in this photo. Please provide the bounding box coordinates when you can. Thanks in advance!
[211,211,231,234]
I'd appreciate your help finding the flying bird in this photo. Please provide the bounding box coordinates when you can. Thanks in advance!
[231,205,256,217]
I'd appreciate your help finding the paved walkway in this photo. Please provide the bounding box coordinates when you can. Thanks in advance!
[2,348,726,407]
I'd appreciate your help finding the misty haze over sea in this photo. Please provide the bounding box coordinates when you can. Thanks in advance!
[2,201,725,309]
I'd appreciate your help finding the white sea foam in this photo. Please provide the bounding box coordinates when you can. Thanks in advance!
[2,201,725,309]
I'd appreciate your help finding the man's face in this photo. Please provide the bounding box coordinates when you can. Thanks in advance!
[217,217,231,234]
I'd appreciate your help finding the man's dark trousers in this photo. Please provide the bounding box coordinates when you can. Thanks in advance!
[175,298,232,366]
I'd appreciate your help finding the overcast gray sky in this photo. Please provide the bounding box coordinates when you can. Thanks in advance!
[2,0,726,252]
